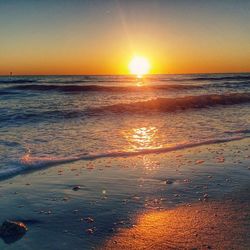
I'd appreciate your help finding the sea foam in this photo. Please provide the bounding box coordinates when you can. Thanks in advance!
[0,134,248,181]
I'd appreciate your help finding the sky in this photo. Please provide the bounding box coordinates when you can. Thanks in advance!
[0,0,250,75]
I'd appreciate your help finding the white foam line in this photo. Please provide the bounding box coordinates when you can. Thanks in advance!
[0,135,249,181]
[24,135,249,166]
[85,135,250,159]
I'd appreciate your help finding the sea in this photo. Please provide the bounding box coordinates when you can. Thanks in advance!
[0,73,250,180]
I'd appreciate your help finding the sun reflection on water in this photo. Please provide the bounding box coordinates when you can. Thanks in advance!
[123,126,162,151]
[136,77,144,87]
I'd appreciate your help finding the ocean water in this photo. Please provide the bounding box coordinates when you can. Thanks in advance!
[0,73,250,180]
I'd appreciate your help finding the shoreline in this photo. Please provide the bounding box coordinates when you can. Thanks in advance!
[0,138,249,249]
[1,135,249,182]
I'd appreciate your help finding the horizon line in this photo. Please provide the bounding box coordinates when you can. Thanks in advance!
[0,71,250,77]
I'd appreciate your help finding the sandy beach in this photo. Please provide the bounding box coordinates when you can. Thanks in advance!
[0,138,249,249]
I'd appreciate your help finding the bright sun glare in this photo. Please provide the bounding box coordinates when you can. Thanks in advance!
[129,56,150,78]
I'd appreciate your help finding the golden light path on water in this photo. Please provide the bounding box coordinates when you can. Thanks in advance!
[122,126,164,172]
[123,126,162,151]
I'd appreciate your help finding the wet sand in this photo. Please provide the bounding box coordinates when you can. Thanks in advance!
[0,139,249,249]
[103,200,250,249]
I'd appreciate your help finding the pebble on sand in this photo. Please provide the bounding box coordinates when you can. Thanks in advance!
[195,160,205,165]
[203,194,209,199]
[165,179,173,185]
[0,220,28,244]
[85,228,94,234]
[72,186,81,191]
[85,217,94,223]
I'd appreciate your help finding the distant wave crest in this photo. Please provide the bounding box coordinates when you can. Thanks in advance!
[176,75,250,82]
[7,84,201,92]
[0,79,36,84]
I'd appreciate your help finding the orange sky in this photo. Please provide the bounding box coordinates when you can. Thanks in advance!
[0,1,250,75]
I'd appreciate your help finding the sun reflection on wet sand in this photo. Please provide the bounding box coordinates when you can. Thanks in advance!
[103,201,250,249]
[142,156,160,172]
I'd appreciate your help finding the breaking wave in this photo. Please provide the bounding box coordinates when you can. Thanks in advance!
[89,93,250,114]
[1,93,250,126]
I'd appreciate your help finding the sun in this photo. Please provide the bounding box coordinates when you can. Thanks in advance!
[129,56,150,78]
